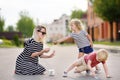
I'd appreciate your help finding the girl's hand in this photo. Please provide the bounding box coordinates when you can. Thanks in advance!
[44,48,50,53]
[90,42,93,48]
[49,50,55,58]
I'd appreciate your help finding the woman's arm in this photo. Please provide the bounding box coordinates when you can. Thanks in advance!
[30,48,50,58]
[40,50,55,58]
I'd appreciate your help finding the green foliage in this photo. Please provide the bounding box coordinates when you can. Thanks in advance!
[6,25,14,32]
[71,9,85,19]
[94,41,120,46]
[3,39,13,45]
[17,11,35,37]
[0,39,14,48]
[0,17,5,32]
[89,0,94,3]
[13,34,20,47]
[93,0,120,22]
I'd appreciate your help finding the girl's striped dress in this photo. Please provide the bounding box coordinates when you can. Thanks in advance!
[15,38,46,75]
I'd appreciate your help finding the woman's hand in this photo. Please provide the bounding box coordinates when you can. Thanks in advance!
[106,75,112,78]
[49,50,55,58]
[53,41,58,45]
[44,48,50,53]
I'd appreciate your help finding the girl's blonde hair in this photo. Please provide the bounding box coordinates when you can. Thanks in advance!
[70,18,83,30]
[96,49,108,61]
[32,25,46,43]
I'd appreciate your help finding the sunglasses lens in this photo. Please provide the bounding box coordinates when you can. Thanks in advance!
[37,30,46,35]
[37,30,40,32]
[42,32,46,35]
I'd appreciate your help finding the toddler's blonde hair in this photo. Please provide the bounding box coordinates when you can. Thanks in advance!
[70,18,83,30]
[96,49,108,61]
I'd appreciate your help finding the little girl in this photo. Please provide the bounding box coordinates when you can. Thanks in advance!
[54,18,93,58]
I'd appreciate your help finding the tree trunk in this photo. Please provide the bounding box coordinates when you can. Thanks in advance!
[116,21,118,41]
[110,21,113,42]
[116,21,120,41]
[92,27,94,41]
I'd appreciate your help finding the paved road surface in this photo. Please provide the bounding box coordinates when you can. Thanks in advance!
[0,45,120,80]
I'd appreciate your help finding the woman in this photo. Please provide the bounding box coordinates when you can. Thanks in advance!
[15,25,55,75]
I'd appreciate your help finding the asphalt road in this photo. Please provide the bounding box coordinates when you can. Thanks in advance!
[0,45,120,80]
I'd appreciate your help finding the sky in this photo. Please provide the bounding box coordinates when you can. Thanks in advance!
[0,0,88,28]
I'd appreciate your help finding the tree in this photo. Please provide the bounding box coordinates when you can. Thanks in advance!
[6,25,14,32]
[17,11,35,37]
[0,16,5,32]
[93,0,120,42]
[71,9,85,19]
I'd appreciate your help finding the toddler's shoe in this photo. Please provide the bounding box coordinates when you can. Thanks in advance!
[95,68,101,74]
[63,72,68,77]
[86,70,90,76]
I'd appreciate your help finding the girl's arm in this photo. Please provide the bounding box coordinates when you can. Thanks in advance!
[55,36,71,44]
[86,34,93,47]
[87,60,95,77]
[102,62,111,78]
[30,48,50,58]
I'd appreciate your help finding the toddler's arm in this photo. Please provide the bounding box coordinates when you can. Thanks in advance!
[102,62,111,78]
[87,60,95,77]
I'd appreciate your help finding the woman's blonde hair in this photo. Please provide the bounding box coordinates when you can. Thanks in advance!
[32,25,46,43]
[96,49,108,61]
[70,18,83,30]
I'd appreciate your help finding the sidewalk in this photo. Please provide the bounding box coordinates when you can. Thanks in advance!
[94,44,120,53]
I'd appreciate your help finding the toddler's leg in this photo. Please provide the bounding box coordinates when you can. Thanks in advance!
[63,59,82,77]
[65,60,80,73]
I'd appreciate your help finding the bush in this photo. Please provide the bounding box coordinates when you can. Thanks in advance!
[0,39,14,48]
[13,35,20,47]
[3,39,13,45]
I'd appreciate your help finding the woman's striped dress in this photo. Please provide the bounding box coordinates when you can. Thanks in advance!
[15,38,46,75]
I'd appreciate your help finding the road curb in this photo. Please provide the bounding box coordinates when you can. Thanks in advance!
[94,45,120,53]
[94,47,120,53]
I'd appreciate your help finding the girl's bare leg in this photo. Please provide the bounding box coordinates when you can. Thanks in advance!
[78,52,84,59]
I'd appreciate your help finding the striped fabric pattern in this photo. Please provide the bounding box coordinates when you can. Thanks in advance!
[15,38,46,75]
[70,30,90,48]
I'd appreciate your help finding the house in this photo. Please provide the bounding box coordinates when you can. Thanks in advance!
[46,14,70,42]
[87,0,120,41]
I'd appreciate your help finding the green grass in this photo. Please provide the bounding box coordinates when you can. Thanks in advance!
[0,43,24,48]
[0,39,24,48]
[47,41,120,47]
[0,44,16,48]
[93,41,120,46]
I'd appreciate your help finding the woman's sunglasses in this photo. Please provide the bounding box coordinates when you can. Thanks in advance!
[37,30,46,35]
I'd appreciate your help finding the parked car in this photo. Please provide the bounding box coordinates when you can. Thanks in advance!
[0,39,3,44]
